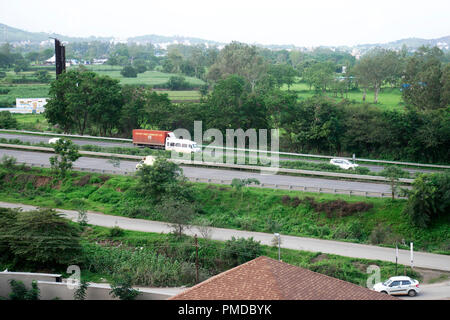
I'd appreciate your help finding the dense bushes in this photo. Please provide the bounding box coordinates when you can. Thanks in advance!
[281,196,373,218]
[0,111,18,129]
[403,172,450,228]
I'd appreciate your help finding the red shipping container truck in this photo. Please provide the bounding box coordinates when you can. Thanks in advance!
[132,129,174,148]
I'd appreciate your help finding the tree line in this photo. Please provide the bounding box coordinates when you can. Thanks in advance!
[44,59,449,163]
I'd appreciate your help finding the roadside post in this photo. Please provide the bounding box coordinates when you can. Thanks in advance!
[410,242,414,269]
[395,244,398,275]
[274,233,281,261]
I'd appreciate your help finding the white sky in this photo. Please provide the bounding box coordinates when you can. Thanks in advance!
[0,0,449,46]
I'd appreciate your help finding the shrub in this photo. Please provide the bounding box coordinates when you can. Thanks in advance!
[403,173,450,228]
[1,155,17,169]
[120,65,138,78]
[109,226,125,238]
[109,275,140,300]
[369,225,392,244]
[0,111,18,129]
[8,280,40,300]
[221,237,262,268]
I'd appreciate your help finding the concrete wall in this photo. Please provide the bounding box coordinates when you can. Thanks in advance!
[0,271,174,300]
[0,271,61,298]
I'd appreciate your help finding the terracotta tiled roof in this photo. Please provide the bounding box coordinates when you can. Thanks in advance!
[170,256,398,300]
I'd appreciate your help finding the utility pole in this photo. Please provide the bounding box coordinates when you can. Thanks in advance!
[194,234,199,284]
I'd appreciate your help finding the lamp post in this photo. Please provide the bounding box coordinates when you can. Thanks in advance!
[274,233,281,261]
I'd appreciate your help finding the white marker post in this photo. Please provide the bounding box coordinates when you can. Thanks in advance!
[410,242,414,269]
[395,244,399,275]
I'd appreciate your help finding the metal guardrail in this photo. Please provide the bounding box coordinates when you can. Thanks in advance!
[0,143,413,184]
[1,129,449,169]
[15,161,397,198]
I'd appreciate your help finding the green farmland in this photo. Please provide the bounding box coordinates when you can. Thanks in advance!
[282,81,405,112]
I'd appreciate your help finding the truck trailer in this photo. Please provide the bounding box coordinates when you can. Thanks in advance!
[132,129,175,149]
[132,129,201,153]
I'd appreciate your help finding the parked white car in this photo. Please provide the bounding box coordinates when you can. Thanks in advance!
[136,156,155,170]
[373,276,420,297]
[48,137,61,144]
[330,158,358,170]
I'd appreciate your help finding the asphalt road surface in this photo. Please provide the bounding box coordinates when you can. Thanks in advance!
[399,281,450,300]
[0,148,397,193]
[0,133,439,175]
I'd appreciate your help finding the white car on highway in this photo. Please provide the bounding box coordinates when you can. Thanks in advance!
[136,156,155,170]
[330,158,358,170]
[48,137,61,144]
[373,276,420,297]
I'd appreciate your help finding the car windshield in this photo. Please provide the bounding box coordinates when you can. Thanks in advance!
[383,279,392,286]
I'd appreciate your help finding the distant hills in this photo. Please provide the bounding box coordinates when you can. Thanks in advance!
[0,22,448,52]
[0,23,112,44]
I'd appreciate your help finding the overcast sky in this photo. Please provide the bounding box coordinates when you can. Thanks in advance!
[1,0,449,46]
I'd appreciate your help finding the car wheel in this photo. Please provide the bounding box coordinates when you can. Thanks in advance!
[407,290,416,297]
[381,291,388,294]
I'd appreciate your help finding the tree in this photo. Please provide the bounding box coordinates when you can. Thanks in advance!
[49,138,81,176]
[206,42,267,92]
[5,208,82,267]
[45,69,122,135]
[134,157,187,203]
[267,64,297,89]
[120,65,138,78]
[205,75,268,131]
[303,62,335,92]
[402,46,444,110]
[403,173,450,228]
[156,197,196,237]
[379,166,405,199]
[353,48,401,103]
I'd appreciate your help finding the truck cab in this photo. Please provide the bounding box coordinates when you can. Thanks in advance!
[165,138,201,153]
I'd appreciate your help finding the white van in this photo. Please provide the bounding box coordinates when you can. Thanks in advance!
[165,138,201,153]
[135,155,155,170]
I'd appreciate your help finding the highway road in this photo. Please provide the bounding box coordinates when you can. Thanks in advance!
[0,133,439,175]
[0,148,397,193]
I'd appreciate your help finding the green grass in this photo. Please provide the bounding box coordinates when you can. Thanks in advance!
[0,164,448,254]
[0,84,51,106]
[283,81,405,112]
[70,66,205,87]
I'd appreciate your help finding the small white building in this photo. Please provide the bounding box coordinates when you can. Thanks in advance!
[14,98,48,114]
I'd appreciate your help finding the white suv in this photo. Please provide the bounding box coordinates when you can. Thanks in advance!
[373,276,420,297]
[330,158,358,170]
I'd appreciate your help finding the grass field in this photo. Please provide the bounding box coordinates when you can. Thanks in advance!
[282,81,405,112]
[0,66,203,107]
[69,65,205,87]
